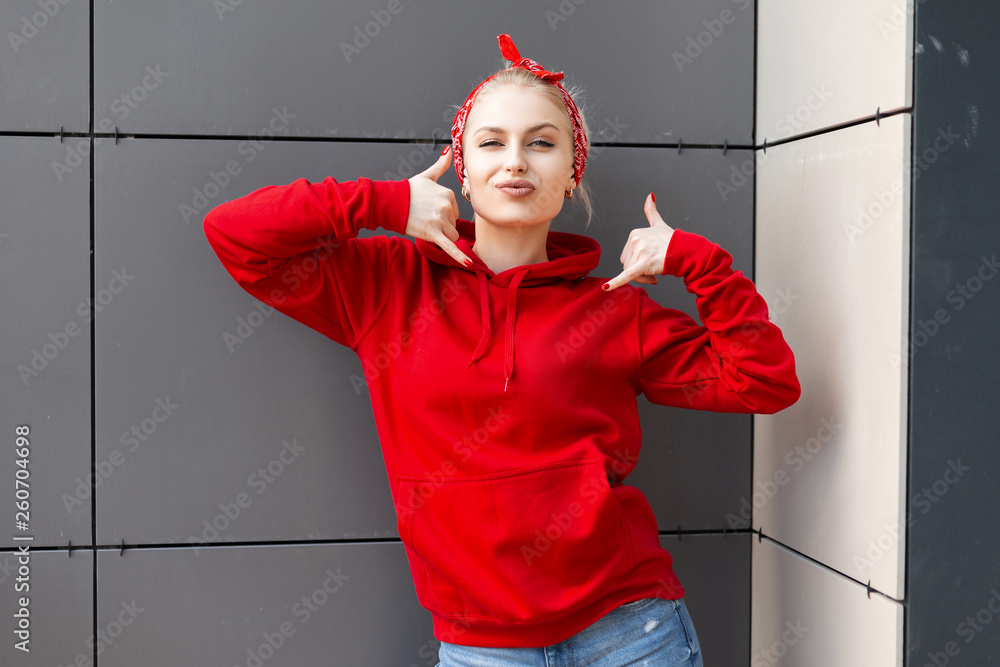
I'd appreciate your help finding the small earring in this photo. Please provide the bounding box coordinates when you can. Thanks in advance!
[565,188,574,199]
[462,184,471,201]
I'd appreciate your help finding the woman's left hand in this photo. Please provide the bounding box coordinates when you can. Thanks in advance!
[603,193,675,291]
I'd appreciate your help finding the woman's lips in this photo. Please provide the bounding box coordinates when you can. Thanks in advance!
[495,181,535,198]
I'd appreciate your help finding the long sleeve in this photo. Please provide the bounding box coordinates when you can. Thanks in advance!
[203,176,411,349]
[629,229,800,414]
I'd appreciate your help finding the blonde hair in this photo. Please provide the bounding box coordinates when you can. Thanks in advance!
[467,65,595,229]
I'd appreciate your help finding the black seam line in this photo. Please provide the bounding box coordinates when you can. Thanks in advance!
[756,531,906,606]
[750,1,758,661]
[0,538,405,554]
[656,528,746,537]
[756,106,913,151]
[0,529,756,554]
[88,1,96,665]
[0,128,755,152]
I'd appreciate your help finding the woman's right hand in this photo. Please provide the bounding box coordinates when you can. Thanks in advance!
[405,146,475,267]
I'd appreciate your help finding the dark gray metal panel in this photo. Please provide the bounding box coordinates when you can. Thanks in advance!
[97,542,435,666]
[0,549,93,665]
[0,0,90,132]
[908,0,1000,663]
[93,139,428,545]
[660,533,750,667]
[93,0,751,144]
[555,146,755,531]
[0,136,92,546]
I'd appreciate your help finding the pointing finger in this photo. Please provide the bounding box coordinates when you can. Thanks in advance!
[602,263,647,291]
[434,231,474,267]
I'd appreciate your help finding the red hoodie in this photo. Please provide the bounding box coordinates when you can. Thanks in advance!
[203,176,800,648]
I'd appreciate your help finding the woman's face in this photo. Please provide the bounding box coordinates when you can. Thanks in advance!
[462,85,576,229]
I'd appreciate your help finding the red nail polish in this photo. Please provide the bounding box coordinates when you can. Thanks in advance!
[602,283,610,291]
[650,192,656,204]
[442,145,451,155]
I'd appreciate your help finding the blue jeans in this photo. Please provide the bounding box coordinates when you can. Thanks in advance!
[436,597,703,666]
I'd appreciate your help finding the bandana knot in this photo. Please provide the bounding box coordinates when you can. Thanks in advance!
[498,33,565,82]
[451,34,588,189]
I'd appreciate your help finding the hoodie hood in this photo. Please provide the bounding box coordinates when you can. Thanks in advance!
[416,219,600,391]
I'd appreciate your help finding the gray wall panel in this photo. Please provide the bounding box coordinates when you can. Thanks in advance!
[635,408,751,531]
[908,0,1000,662]
[0,0,90,132]
[0,136,92,546]
[94,139,421,545]
[97,542,434,666]
[661,533,751,667]
[93,0,751,143]
[1,0,763,658]
[0,549,93,665]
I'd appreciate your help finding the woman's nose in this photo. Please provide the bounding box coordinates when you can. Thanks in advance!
[503,144,527,174]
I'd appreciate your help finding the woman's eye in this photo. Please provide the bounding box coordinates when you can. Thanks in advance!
[478,139,554,148]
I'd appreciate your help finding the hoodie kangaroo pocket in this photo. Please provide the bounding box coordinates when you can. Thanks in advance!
[397,458,635,623]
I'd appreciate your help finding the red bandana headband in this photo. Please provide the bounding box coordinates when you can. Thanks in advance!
[451,34,588,189]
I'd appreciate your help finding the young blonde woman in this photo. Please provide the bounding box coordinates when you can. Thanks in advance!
[205,33,799,667]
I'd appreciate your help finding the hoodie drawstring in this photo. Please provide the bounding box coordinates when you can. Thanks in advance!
[466,268,530,393]
[504,269,528,391]
[467,272,492,368]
